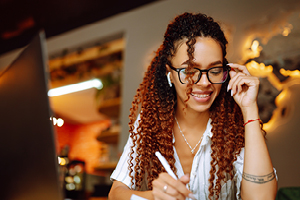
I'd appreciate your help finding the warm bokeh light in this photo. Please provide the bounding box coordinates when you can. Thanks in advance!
[74,165,82,172]
[69,168,76,176]
[58,156,68,165]
[246,60,283,93]
[66,183,76,191]
[73,175,81,183]
[263,88,291,131]
[282,24,293,36]
[251,40,260,52]
[51,117,64,127]
[53,117,57,125]
[280,68,300,77]
[65,176,74,183]
[243,34,300,132]
[57,118,64,127]
[275,89,289,106]
[246,60,273,77]
[242,39,263,61]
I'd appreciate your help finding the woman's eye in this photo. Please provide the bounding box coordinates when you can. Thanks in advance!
[211,71,221,75]
[209,68,222,75]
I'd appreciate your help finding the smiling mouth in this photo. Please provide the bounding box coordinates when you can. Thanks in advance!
[191,92,211,98]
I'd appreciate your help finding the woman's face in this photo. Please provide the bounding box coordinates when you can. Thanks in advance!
[168,36,223,114]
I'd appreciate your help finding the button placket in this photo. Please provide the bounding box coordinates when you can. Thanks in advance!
[189,144,203,195]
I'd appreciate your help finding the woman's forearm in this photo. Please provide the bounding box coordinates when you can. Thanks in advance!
[241,105,277,200]
[108,181,154,200]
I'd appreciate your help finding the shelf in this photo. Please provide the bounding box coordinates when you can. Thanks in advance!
[98,97,121,118]
[49,38,124,70]
[97,130,119,144]
[94,161,118,171]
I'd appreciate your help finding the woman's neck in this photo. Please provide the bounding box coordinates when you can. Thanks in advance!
[174,106,210,135]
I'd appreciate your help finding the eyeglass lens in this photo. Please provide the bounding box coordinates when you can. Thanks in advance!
[179,67,228,84]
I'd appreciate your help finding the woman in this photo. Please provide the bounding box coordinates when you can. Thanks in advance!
[108,12,277,200]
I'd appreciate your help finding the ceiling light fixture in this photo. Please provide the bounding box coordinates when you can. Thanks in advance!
[48,78,103,97]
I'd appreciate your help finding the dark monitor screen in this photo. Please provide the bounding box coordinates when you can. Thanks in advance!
[0,31,63,200]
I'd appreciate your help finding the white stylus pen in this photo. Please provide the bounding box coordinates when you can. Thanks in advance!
[155,151,177,180]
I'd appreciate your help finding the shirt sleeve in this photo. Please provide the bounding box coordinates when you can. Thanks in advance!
[233,148,278,200]
[110,114,141,189]
[110,134,136,188]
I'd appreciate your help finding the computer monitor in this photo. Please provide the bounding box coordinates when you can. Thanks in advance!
[0,31,63,200]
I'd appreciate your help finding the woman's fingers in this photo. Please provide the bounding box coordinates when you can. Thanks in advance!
[179,174,190,185]
[178,175,196,200]
[228,71,244,95]
[228,63,251,75]
[152,180,185,200]
[152,173,193,200]
[227,63,259,96]
[152,182,181,200]
[227,63,250,91]
[229,72,252,96]
[231,73,259,95]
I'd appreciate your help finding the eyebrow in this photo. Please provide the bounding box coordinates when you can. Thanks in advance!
[181,60,223,67]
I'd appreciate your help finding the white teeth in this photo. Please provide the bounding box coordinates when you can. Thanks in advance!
[191,93,210,98]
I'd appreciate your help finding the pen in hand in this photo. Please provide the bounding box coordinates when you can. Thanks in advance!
[155,151,177,179]
[155,151,196,200]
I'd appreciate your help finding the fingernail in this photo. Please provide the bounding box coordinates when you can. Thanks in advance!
[227,84,230,92]
[188,193,197,200]
[231,90,233,96]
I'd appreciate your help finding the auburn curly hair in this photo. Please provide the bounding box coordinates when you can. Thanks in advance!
[128,12,246,200]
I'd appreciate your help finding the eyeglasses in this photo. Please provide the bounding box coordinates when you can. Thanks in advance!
[169,64,230,84]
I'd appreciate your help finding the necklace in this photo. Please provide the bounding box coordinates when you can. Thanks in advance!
[174,117,203,155]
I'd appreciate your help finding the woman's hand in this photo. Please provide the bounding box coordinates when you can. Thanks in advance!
[227,63,260,112]
[152,173,195,200]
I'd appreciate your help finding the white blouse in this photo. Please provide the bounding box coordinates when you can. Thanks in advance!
[110,117,272,200]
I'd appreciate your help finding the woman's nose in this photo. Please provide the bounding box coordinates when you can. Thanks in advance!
[196,72,210,86]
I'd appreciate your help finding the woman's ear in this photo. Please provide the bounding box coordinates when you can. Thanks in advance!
[165,64,171,75]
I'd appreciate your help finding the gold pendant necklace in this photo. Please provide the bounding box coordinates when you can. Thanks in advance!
[175,117,203,154]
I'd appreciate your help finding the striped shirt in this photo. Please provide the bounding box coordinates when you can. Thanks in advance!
[111,117,250,199]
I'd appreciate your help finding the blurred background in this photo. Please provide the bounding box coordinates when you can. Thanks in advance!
[0,0,299,199]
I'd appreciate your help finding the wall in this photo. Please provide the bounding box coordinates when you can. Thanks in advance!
[55,120,110,174]
[1,0,300,189]
[55,120,111,193]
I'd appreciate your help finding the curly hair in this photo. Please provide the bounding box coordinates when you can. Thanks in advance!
[128,12,246,199]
